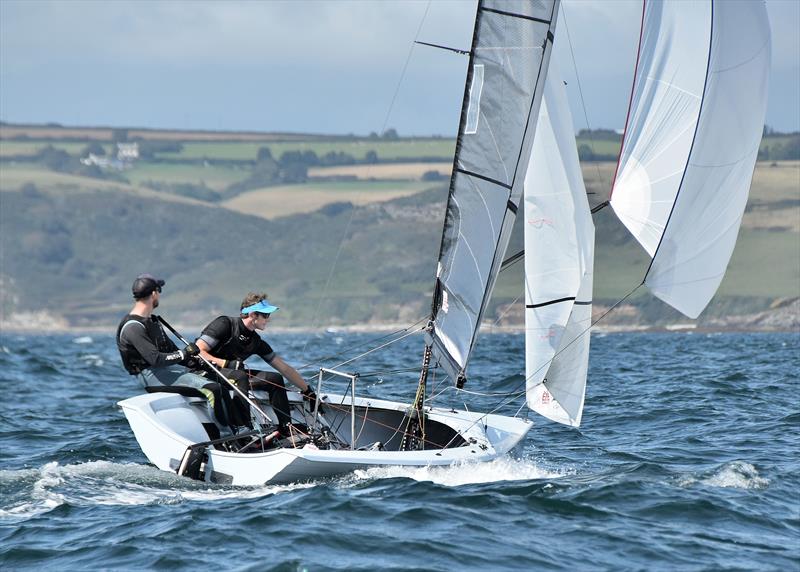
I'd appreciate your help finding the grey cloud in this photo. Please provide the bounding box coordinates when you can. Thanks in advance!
[1,0,796,133]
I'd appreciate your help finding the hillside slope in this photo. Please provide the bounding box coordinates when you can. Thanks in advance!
[1,163,797,331]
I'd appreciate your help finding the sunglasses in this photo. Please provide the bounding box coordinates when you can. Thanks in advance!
[254,312,271,319]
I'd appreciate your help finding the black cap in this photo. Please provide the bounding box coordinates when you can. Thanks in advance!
[132,273,166,299]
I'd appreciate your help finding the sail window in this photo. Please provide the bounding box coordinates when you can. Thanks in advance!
[465,64,485,134]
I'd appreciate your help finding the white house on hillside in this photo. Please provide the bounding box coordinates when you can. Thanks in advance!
[117,142,139,160]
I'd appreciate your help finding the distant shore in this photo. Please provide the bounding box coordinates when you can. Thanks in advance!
[2,298,798,336]
[1,318,798,337]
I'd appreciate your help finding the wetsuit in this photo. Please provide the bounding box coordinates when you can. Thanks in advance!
[198,316,291,428]
[116,313,233,427]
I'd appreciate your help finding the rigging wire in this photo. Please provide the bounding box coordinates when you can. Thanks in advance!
[416,282,645,444]
[276,3,642,444]
[354,367,423,379]
[296,314,429,372]
[561,2,610,194]
[300,1,433,360]
[473,282,645,421]
[330,323,428,371]
[492,292,523,328]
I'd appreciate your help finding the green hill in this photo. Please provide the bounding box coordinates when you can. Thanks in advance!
[0,124,797,331]
[1,163,797,331]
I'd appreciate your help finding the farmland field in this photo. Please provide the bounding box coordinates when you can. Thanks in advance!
[0,162,203,205]
[222,181,435,219]
[574,137,620,156]
[309,162,452,180]
[124,162,250,190]
[0,141,101,157]
[719,228,800,297]
[153,140,456,161]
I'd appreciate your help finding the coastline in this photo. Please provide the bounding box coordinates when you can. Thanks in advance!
[1,298,797,336]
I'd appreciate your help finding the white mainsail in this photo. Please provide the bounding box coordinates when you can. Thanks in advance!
[524,64,595,427]
[610,0,771,318]
[430,0,560,384]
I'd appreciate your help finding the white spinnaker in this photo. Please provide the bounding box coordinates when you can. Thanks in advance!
[610,0,771,318]
[524,65,594,427]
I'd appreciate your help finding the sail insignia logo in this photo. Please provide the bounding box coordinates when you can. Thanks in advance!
[528,218,554,229]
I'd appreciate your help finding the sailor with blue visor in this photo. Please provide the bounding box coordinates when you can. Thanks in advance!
[195,292,322,433]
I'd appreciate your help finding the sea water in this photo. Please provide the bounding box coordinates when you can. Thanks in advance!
[1,331,798,571]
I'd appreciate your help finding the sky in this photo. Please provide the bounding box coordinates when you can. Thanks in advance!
[1,0,798,136]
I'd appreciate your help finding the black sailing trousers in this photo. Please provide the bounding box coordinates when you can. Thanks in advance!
[218,368,292,428]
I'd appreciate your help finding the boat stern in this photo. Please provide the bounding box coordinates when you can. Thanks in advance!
[118,393,215,473]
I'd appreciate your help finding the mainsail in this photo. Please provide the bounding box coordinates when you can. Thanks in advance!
[430,0,560,384]
[610,0,771,318]
[524,64,594,427]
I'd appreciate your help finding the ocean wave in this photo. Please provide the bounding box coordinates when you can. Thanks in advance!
[0,460,314,521]
[678,461,769,490]
[0,462,66,522]
[78,353,105,367]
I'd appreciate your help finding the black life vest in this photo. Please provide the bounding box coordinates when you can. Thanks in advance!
[212,317,265,361]
[116,313,176,374]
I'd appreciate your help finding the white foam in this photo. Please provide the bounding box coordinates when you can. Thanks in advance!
[80,354,104,366]
[1,460,315,518]
[702,461,769,489]
[0,462,66,521]
[346,456,567,487]
[678,461,769,490]
[73,336,93,344]
[180,482,313,501]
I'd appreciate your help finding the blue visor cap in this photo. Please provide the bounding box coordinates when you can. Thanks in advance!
[241,300,279,315]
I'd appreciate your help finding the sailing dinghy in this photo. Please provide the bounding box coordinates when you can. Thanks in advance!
[118,0,770,486]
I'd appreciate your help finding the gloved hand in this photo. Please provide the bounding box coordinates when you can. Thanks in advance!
[302,387,325,415]
[224,359,245,370]
[183,342,200,358]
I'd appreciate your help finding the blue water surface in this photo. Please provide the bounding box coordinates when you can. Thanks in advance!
[1,330,798,571]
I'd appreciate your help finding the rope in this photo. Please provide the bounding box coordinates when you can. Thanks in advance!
[314,395,455,451]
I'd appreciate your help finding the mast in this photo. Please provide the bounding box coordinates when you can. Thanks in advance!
[401,0,486,452]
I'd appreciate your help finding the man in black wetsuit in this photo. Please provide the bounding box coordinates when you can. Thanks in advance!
[116,273,234,429]
[195,292,322,433]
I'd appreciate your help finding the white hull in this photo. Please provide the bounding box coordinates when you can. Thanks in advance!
[118,391,533,486]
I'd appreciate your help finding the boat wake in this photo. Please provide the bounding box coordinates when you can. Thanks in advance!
[0,456,567,522]
[0,460,312,521]
[346,455,569,487]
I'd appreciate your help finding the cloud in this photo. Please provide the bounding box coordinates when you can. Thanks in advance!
[1,0,797,133]
[1,0,473,71]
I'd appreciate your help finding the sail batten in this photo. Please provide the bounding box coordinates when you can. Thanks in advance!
[430,0,560,383]
[524,62,594,428]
